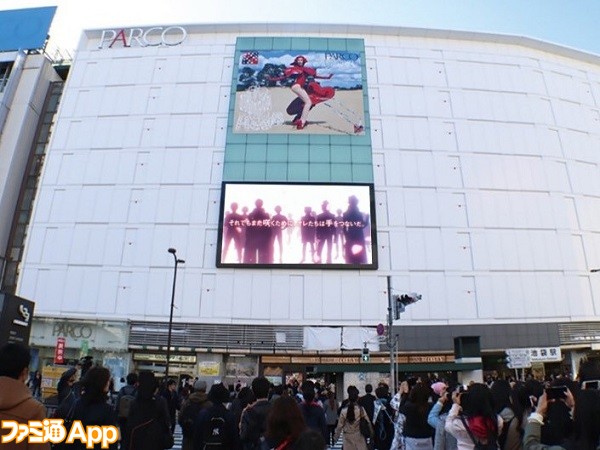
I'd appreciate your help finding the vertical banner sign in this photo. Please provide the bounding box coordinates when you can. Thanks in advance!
[80,339,89,357]
[54,337,65,364]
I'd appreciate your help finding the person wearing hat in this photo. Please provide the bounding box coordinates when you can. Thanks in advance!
[193,383,239,450]
[179,380,212,450]
[427,382,458,450]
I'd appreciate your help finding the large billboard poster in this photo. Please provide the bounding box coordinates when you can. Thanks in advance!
[233,50,365,135]
[217,183,377,269]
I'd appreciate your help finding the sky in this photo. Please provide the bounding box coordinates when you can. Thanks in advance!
[2,0,600,56]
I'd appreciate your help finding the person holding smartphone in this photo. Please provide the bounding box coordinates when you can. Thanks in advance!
[445,383,503,449]
[539,383,575,447]
[522,387,600,450]
[427,382,457,450]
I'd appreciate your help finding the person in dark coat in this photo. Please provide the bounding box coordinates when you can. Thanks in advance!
[193,383,240,450]
[358,384,376,423]
[240,377,273,450]
[55,366,118,450]
[178,380,212,450]
[115,372,138,432]
[230,386,256,433]
[57,367,78,407]
[300,380,328,442]
[160,378,180,433]
[121,370,172,450]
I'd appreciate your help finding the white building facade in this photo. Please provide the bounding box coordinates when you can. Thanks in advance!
[17,23,600,384]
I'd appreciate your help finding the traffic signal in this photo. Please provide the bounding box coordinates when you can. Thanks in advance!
[361,347,370,363]
[393,293,422,319]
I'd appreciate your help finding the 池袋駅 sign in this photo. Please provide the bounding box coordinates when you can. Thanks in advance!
[98,26,187,49]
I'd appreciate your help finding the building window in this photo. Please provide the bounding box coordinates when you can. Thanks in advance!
[0,62,13,93]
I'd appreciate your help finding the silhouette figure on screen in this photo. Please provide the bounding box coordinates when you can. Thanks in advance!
[271,205,288,263]
[244,199,272,264]
[222,202,244,263]
[300,206,316,263]
[315,201,336,264]
[333,208,345,260]
[342,195,368,264]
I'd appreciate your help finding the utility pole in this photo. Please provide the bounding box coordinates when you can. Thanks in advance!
[387,276,422,394]
[387,275,395,393]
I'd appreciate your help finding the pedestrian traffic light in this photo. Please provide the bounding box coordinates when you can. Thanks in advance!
[361,347,370,363]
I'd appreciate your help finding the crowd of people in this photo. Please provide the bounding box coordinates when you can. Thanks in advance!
[3,342,600,450]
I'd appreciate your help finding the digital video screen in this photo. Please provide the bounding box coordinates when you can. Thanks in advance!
[216,182,377,270]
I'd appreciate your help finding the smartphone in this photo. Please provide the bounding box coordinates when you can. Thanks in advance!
[545,386,567,400]
[582,380,600,390]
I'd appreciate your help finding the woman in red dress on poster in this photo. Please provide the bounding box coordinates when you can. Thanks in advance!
[273,55,334,130]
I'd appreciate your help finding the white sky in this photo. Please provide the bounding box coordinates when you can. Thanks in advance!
[3,0,600,55]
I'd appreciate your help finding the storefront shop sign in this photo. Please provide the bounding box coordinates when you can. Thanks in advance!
[291,356,320,364]
[198,361,220,376]
[261,354,454,365]
[30,318,128,351]
[133,353,196,364]
[54,337,65,364]
[98,26,187,49]
[320,356,360,364]
[408,355,450,363]
[261,356,291,364]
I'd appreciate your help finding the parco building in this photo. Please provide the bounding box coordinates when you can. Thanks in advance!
[12,20,600,389]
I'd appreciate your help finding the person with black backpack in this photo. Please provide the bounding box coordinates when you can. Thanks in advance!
[121,370,174,450]
[240,376,273,450]
[115,372,138,432]
[179,380,212,450]
[193,382,240,450]
[373,385,395,450]
[490,380,524,450]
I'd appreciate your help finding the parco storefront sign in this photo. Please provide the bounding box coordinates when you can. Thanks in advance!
[98,26,187,49]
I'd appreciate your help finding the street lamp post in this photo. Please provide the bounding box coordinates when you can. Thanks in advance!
[166,248,185,379]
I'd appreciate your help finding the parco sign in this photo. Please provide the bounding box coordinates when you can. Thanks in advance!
[98,26,187,49]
